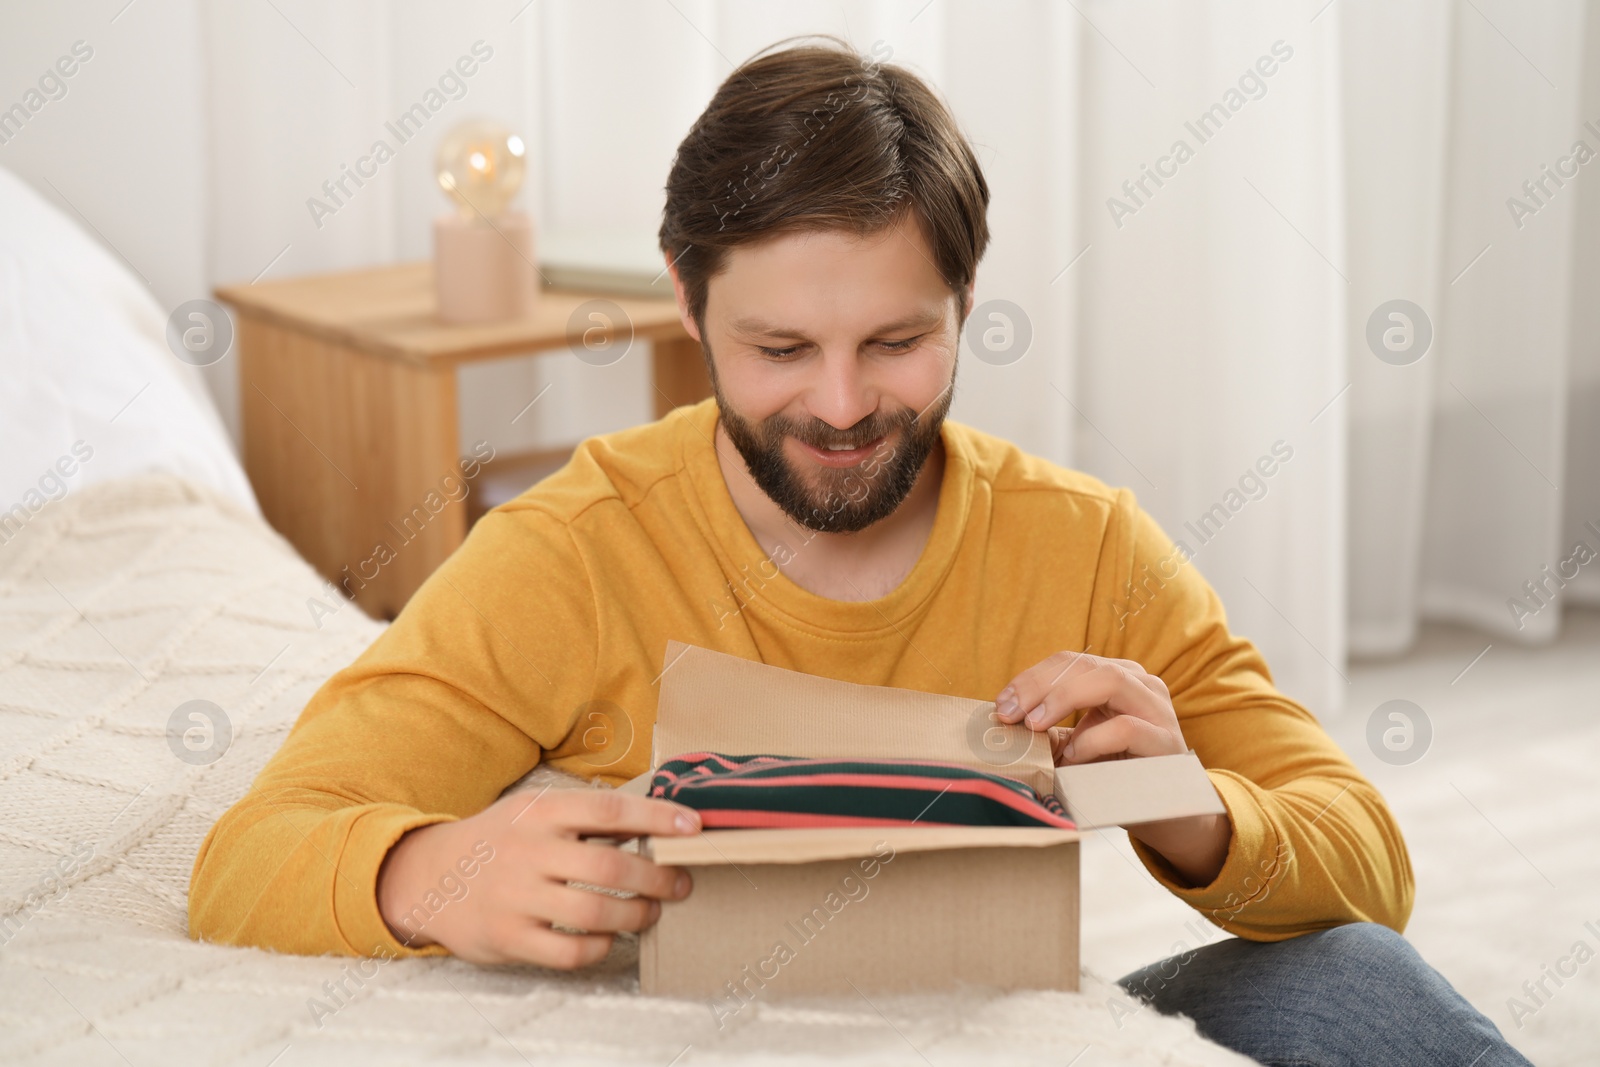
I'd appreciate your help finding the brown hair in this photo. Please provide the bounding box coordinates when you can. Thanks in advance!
[659,36,990,333]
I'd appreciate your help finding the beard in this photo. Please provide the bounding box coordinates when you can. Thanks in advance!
[709,345,955,535]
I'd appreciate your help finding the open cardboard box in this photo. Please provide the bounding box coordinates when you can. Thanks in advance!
[622,642,1224,1002]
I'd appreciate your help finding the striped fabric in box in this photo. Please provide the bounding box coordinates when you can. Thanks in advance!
[648,752,1075,830]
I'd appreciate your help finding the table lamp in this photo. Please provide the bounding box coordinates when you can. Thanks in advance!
[432,119,538,323]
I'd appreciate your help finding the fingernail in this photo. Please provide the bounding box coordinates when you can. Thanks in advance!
[675,871,691,897]
[1025,709,1045,727]
[996,689,1018,719]
[675,811,700,834]
[649,899,661,921]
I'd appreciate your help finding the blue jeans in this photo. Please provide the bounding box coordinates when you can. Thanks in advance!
[1116,923,1531,1066]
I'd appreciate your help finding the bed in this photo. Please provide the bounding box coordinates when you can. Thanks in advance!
[1,162,1576,1065]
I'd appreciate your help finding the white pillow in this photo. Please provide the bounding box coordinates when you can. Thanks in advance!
[0,165,259,534]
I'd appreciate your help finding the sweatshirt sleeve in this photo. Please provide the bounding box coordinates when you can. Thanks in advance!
[187,506,597,957]
[1091,489,1414,940]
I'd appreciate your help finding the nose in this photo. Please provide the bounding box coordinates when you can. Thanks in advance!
[805,347,879,435]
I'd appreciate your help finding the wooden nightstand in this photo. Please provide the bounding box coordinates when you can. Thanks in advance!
[216,262,710,620]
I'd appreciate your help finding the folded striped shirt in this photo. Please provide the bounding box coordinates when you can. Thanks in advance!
[649,752,1075,830]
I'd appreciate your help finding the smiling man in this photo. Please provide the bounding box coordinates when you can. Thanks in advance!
[704,214,955,597]
[190,38,1528,1066]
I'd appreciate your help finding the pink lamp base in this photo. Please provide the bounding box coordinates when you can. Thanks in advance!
[433,210,539,323]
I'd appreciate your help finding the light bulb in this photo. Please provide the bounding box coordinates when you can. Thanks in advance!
[435,120,526,221]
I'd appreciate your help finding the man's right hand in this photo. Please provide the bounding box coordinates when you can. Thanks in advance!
[376,788,701,968]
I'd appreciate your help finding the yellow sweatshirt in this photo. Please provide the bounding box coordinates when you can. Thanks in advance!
[189,397,1413,958]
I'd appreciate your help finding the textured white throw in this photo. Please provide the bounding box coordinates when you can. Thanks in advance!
[0,474,1252,1065]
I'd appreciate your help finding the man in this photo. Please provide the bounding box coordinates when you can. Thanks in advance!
[191,38,1528,1065]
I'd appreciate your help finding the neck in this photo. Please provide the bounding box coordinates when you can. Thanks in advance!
[714,419,945,602]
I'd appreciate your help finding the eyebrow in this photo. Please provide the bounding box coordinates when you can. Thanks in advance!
[726,309,945,338]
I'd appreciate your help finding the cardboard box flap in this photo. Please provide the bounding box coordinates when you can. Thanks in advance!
[647,825,1078,865]
[653,641,1056,796]
[1053,752,1225,829]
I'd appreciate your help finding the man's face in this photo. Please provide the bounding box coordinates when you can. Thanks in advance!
[682,212,962,534]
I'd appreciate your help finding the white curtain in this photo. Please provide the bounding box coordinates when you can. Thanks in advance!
[1343,0,1600,656]
[1073,2,1349,715]
[6,0,1596,718]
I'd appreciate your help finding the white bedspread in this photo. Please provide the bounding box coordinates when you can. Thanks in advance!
[0,474,1252,1066]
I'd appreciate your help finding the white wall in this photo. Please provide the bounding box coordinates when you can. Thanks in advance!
[0,0,209,340]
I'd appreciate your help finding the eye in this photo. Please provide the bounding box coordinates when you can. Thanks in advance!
[876,335,923,352]
[757,344,804,359]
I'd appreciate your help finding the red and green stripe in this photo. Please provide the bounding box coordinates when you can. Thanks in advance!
[649,752,1075,830]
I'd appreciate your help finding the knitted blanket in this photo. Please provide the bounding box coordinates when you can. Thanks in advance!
[0,474,1250,1066]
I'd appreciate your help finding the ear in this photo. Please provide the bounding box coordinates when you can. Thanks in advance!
[665,252,702,343]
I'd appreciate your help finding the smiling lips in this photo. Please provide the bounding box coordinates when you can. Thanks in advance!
[796,435,885,469]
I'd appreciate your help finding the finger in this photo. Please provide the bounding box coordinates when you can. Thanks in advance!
[1044,705,1115,764]
[497,921,615,970]
[1070,704,1115,731]
[1047,726,1071,764]
[1100,656,1170,701]
[534,883,662,934]
[996,650,1101,722]
[1043,703,1107,755]
[998,653,1170,724]
[539,790,702,838]
[539,837,691,901]
[1060,713,1176,763]
[1018,662,1168,731]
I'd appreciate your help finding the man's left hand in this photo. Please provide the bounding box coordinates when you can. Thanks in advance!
[995,650,1232,887]
[994,650,1185,765]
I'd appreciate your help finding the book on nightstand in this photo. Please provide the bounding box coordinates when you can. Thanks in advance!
[539,229,674,299]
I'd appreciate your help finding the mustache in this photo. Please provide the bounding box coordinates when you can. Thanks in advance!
[769,411,913,450]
